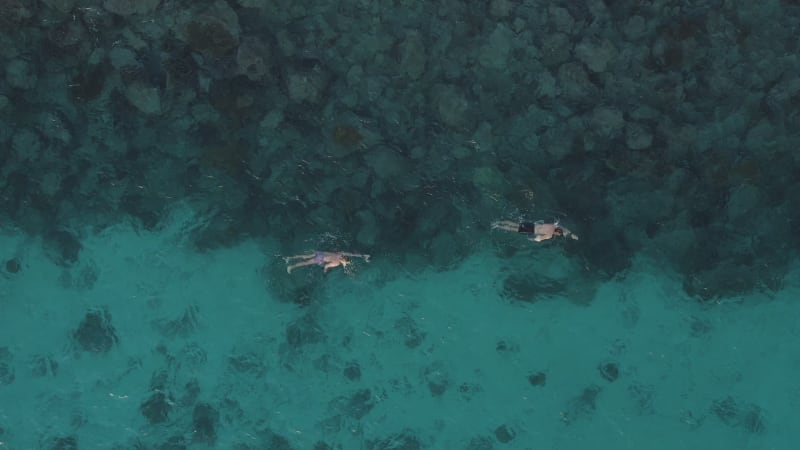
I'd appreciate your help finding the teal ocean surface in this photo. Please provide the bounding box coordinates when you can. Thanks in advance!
[2,0,799,448]
[2,207,797,448]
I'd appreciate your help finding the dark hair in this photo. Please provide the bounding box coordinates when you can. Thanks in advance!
[554,227,564,236]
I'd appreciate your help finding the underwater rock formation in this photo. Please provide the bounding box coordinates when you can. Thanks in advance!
[73,308,118,353]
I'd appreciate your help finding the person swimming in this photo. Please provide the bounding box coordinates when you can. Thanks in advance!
[284,251,370,274]
[491,219,579,242]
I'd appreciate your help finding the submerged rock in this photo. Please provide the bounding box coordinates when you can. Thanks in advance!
[192,402,219,444]
[41,0,77,14]
[0,347,14,385]
[5,59,37,90]
[73,308,118,353]
[236,37,272,81]
[124,81,162,115]
[176,0,241,61]
[102,0,160,16]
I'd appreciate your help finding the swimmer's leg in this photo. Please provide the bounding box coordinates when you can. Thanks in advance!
[284,253,316,263]
[323,262,340,273]
[491,220,519,232]
[287,260,317,273]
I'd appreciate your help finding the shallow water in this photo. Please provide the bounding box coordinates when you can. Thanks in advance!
[1,205,797,448]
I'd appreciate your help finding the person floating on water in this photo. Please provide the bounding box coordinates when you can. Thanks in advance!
[285,251,370,274]
[491,219,579,242]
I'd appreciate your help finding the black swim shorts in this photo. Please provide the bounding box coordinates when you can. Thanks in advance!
[518,222,536,234]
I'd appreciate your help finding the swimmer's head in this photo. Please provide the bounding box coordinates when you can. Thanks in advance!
[553,227,564,237]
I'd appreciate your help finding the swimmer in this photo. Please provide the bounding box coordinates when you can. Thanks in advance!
[285,251,370,274]
[491,219,579,242]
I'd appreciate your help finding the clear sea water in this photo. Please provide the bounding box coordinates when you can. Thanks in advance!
[2,1,799,449]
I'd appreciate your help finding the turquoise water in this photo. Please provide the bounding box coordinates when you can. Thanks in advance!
[2,0,800,449]
[2,207,797,448]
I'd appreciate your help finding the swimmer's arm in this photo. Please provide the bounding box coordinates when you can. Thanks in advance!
[563,228,579,240]
[341,252,370,262]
